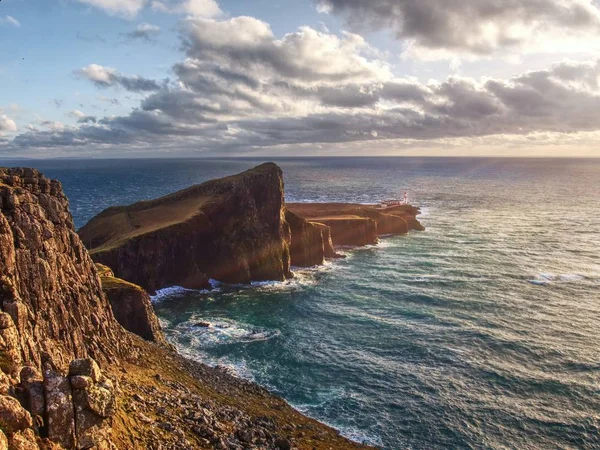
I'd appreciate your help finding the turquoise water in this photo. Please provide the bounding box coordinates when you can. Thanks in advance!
[4,157,600,449]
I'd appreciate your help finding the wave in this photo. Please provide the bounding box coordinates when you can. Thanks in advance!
[527,273,593,286]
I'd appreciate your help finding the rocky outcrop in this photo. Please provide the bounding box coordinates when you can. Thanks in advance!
[287,202,424,246]
[0,168,128,370]
[97,264,167,346]
[285,210,325,267]
[311,222,340,258]
[79,163,292,293]
[316,217,379,246]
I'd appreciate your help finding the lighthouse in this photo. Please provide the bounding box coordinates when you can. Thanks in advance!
[403,191,408,205]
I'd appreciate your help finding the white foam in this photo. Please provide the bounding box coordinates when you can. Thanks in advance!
[528,272,592,286]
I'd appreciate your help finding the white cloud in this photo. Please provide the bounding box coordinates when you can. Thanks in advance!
[0,115,17,135]
[151,0,222,17]
[0,15,21,27]
[75,0,148,19]
[75,64,161,91]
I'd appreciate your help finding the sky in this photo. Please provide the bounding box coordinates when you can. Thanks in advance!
[1,0,600,158]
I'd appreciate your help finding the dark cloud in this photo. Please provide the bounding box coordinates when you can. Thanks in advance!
[316,0,600,55]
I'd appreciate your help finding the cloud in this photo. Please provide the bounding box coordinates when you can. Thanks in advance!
[68,110,97,124]
[76,64,161,92]
[151,0,222,17]
[123,23,161,41]
[0,15,21,27]
[75,0,147,19]
[0,115,17,136]
[315,0,600,57]
[6,16,600,156]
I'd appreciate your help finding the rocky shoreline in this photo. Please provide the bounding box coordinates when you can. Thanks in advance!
[0,164,422,449]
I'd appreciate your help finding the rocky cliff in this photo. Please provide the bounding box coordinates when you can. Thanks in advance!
[97,264,167,346]
[285,210,325,267]
[0,167,373,450]
[287,202,424,246]
[79,163,292,294]
[0,168,130,449]
[0,168,128,369]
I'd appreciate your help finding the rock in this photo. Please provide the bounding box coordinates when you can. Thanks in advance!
[287,202,425,246]
[97,271,168,345]
[70,359,116,449]
[311,222,342,258]
[0,429,7,450]
[285,210,325,267]
[0,395,33,433]
[0,167,129,370]
[69,358,102,383]
[19,366,45,419]
[7,429,39,450]
[192,321,211,328]
[317,217,378,246]
[79,163,293,293]
[274,437,293,450]
[43,363,76,449]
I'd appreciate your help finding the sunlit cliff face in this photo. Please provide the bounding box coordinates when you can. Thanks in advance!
[1,0,600,157]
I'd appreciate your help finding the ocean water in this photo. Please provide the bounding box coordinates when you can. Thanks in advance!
[3,157,599,450]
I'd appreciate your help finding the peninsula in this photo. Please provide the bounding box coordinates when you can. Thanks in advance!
[79,163,424,294]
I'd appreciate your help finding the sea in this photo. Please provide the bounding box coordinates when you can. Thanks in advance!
[2,157,599,450]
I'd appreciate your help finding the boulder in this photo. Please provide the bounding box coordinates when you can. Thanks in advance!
[7,429,39,450]
[0,395,33,433]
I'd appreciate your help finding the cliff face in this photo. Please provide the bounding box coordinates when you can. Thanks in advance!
[285,210,325,267]
[79,163,292,293]
[311,222,339,258]
[317,217,379,246]
[287,202,424,246]
[0,168,129,450]
[97,264,167,346]
[0,168,128,370]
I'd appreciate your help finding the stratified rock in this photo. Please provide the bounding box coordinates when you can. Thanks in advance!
[0,394,33,433]
[79,163,293,293]
[43,362,76,449]
[285,210,325,267]
[0,168,129,369]
[96,265,167,345]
